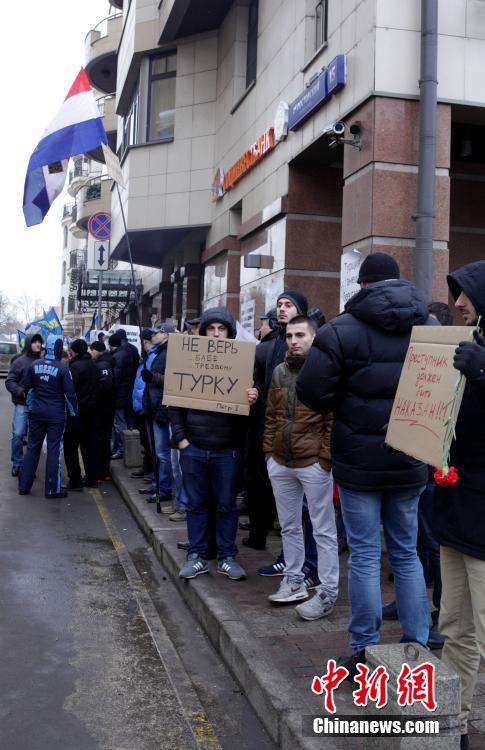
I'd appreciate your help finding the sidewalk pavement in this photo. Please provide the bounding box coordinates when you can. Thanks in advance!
[110,464,485,749]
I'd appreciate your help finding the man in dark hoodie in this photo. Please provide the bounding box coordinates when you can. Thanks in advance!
[247,292,309,555]
[109,333,132,459]
[117,328,140,429]
[297,253,431,675]
[64,339,99,489]
[169,307,258,581]
[434,260,485,750]
[5,333,43,476]
[19,335,77,498]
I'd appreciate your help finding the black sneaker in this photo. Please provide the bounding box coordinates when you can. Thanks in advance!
[130,468,147,478]
[336,650,366,682]
[242,537,266,550]
[382,600,398,620]
[11,466,21,477]
[46,490,68,499]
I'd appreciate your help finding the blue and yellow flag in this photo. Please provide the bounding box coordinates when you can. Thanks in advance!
[25,307,63,336]
[17,330,26,350]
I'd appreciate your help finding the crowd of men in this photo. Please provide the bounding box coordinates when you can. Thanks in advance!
[5,253,485,750]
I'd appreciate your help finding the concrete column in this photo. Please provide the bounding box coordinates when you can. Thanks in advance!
[341,96,451,303]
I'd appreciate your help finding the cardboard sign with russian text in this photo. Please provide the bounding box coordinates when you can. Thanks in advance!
[385,326,470,467]
[162,334,256,415]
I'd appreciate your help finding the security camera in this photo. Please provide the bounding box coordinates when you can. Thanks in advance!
[323,121,346,137]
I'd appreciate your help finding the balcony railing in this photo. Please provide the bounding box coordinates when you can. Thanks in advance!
[97,93,116,117]
[85,11,123,43]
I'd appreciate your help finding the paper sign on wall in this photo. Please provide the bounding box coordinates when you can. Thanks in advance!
[385,326,470,467]
[162,334,256,415]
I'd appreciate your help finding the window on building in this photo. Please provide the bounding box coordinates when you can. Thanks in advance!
[63,226,68,248]
[68,297,75,314]
[147,53,176,142]
[121,83,139,156]
[61,297,65,319]
[315,1,327,50]
[62,261,67,285]
[246,0,259,88]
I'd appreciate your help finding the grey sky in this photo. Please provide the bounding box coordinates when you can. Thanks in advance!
[2,1,111,310]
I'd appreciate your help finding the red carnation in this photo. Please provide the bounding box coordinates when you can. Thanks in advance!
[434,466,459,487]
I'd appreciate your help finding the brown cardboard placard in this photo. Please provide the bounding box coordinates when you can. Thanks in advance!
[162,334,256,416]
[385,326,471,467]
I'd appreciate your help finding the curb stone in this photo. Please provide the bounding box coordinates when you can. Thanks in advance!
[111,465,337,750]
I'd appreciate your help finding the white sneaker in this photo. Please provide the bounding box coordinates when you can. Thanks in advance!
[268,577,309,604]
[296,591,334,621]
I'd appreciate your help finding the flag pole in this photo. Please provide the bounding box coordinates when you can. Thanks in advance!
[114,182,162,514]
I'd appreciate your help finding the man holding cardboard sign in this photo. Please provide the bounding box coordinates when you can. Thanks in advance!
[168,307,257,581]
[433,261,485,750]
[296,253,433,677]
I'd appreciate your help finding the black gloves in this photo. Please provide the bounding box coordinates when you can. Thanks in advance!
[453,330,485,380]
[141,368,153,383]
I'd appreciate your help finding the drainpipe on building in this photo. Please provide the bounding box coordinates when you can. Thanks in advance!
[414,0,438,302]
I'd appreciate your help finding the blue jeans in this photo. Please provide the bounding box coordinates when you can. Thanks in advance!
[338,484,429,654]
[11,404,28,467]
[112,408,127,455]
[180,444,241,560]
[148,422,173,496]
[171,448,188,510]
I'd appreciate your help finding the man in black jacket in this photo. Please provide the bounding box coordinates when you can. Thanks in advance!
[140,321,176,503]
[64,339,99,489]
[5,333,43,476]
[109,333,132,459]
[169,307,258,580]
[117,328,139,429]
[296,253,431,674]
[90,341,115,480]
[434,260,485,749]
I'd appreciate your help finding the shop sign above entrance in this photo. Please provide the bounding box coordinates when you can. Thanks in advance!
[288,54,346,131]
[213,128,275,201]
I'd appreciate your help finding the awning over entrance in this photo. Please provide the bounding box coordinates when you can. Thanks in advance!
[159,0,232,43]
[110,226,209,268]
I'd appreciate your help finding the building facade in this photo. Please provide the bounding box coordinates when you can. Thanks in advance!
[62,0,485,331]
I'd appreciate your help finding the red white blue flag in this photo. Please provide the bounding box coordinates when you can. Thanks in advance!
[23,68,107,226]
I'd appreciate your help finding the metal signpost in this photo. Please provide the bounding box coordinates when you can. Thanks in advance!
[88,211,111,330]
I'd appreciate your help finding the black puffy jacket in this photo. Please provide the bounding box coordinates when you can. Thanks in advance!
[296,279,432,491]
[95,351,115,410]
[69,353,99,411]
[5,335,41,404]
[433,261,485,560]
[169,306,248,450]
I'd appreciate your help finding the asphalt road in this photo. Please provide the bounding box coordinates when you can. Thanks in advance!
[0,385,273,750]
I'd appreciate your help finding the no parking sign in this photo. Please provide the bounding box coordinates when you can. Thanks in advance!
[88,211,111,240]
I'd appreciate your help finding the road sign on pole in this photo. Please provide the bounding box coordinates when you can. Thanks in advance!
[94,240,110,270]
[88,211,111,240]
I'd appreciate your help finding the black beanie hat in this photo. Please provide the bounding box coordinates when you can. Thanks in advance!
[357,252,400,284]
[90,341,106,352]
[109,333,122,348]
[71,339,88,356]
[276,290,308,316]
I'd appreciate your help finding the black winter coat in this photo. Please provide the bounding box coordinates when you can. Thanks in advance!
[296,279,432,491]
[111,346,132,409]
[95,351,115,411]
[5,335,41,404]
[433,261,485,560]
[69,353,99,411]
[142,341,169,424]
[121,340,140,382]
[169,405,248,451]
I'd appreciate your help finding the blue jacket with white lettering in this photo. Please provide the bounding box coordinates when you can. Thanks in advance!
[24,336,77,422]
